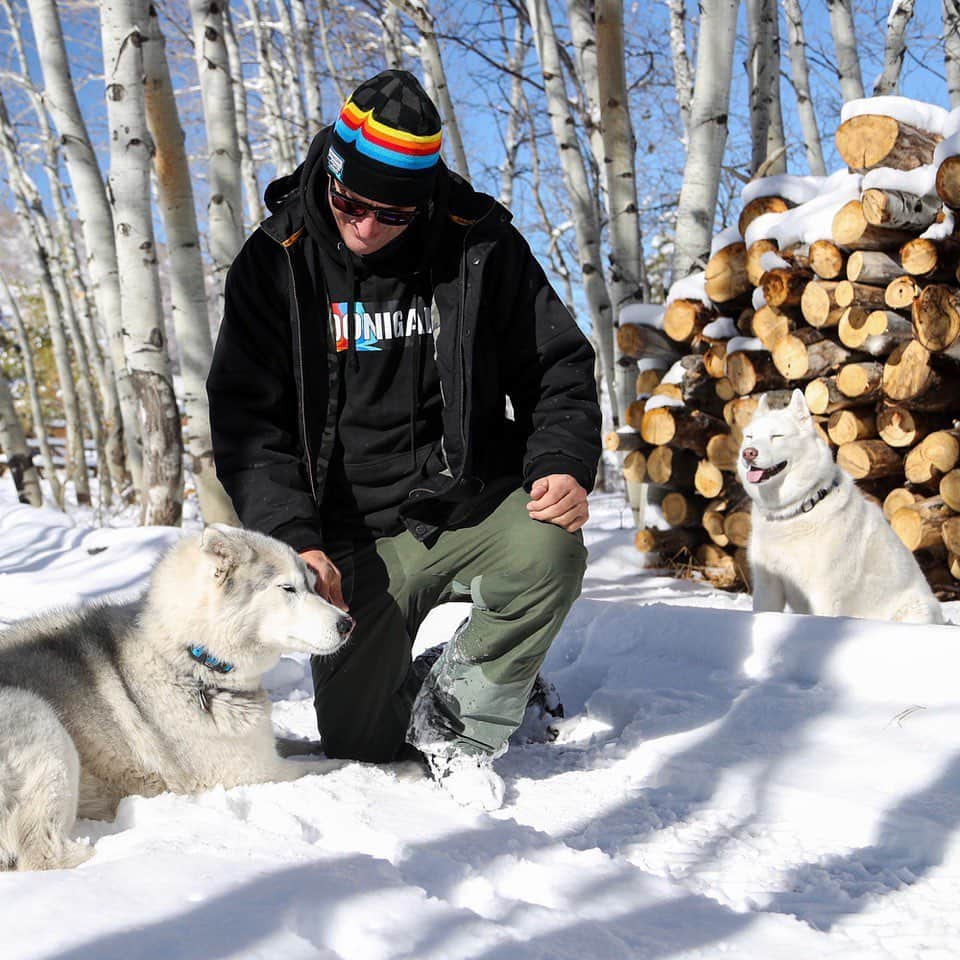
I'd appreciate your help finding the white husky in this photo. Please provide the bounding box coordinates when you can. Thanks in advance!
[737,390,943,624]
[0,525,354,871]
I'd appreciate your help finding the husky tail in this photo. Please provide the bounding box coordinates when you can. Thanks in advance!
[0,688,91,871]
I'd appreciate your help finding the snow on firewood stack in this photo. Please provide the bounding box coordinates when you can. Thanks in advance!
[606,302,678,525]
[634,95,960,599]
[619,257,749,590]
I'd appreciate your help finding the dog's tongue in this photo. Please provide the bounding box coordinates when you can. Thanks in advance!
[746,467,765,484]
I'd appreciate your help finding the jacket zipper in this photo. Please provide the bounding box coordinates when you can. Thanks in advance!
[276,238,318,503]
[456,231,470,477]
[408,206,496,500]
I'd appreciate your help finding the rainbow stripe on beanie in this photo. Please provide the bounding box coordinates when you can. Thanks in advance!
[335,101,442,172]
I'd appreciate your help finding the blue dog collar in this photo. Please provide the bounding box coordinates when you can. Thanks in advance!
[188,645,234,674]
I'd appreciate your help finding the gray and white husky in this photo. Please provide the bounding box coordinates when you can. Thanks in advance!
[0,525,354,871]
[737,389,943,624]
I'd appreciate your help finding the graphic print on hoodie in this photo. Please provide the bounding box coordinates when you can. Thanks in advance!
[331,299,434,354]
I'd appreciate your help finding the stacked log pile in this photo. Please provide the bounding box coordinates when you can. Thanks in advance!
[612,96,960,596]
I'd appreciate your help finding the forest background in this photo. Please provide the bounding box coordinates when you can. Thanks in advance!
[0,0,952,526]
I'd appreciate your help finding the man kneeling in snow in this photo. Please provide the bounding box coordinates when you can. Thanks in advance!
[207,70,601,811]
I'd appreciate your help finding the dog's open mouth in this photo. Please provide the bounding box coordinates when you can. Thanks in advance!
[745,460,787,484]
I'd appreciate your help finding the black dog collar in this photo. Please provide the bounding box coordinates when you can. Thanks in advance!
[762,480,839,522]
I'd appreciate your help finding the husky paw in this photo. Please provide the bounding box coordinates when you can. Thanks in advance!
[17,836,92,872]
[60,840,94,869]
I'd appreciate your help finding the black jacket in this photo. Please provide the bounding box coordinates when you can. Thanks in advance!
[207,143,601,552]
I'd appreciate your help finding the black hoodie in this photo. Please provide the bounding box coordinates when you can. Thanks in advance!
[299,137,447,538]
[207,127,602,552]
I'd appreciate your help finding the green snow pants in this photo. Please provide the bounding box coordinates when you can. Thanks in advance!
[311,487,587,762]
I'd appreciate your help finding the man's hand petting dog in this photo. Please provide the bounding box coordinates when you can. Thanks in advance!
[299,549,348,611]
[526,474,589,533]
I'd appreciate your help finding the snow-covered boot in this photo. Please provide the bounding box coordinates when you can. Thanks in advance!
[515,673,565,743]
[407,642,564,738]
[423,749,505,812]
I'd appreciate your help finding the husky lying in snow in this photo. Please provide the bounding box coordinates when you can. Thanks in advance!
[0,525,354,871]
[737,390,943,624]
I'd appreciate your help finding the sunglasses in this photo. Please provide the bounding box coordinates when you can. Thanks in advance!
[328,179,418,226]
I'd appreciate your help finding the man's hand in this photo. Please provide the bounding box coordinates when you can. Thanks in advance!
[299,549,348,611]
[526,474,589,533]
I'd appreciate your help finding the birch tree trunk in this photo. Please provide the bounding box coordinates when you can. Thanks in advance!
[382,2,406,69]
[388,0,470,179]
[827,0,864,102]
[222,2,263,227]
[1,0,126,503]
[273,0,309,156]
[43,138,110,508]
[567,0,639,421]
[0,370,43,508]
[101,0,183,526]
[595,0,647,303]
[665,0,694,136]
[746,0,786,176]
[0,278,61,506]
[143,4,238,525]
[526,0,616,421]
[498,16,527,208]
[522,94,577,310]
[945,0,960,107]
[25,0,143,488]
[190,0,245,320]
[874,0,916,95]
[291,0,324,138]
[50,169,129,503]
[0,91,90,506]
[246,0,296,173]
[596,0,650,417]
[673,0,740,280]
[566,0,605,180]
[317,0,346,104]
[49,215,109,508]
[0,275,57,507]
[781,0,826,175]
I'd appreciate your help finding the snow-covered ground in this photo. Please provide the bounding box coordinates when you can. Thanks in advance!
[1,486,958,959]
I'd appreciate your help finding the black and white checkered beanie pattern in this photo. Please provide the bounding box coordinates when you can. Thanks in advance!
[326,70,443,206]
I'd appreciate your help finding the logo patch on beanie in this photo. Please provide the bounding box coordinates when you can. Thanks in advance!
[327,146,345,178]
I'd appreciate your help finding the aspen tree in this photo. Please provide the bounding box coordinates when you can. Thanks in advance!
[101,0,183,525]
[673,0,740,280]
[143,4,238,525]
[25,0,143,486]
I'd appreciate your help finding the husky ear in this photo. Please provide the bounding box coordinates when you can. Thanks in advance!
[754,392,772,417]
[200,524,255,585]
[788,387,812,426]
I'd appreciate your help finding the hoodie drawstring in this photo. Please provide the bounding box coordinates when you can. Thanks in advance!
[341,244,360,373]
[410,319,423,471]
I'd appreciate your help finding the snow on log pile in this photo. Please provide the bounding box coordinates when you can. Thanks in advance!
[617,95,960,596]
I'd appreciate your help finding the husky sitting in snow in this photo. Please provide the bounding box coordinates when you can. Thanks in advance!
[0,525,354,871]
[737,390,943,624]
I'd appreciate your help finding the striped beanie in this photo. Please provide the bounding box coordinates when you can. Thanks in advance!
[325,70,443,207]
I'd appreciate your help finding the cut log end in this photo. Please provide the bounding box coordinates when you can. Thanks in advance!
[810,239,846,280]
[836,114,941,173]
[704,243,749,304]
[837,439,903,480]
[912,285,960,353]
